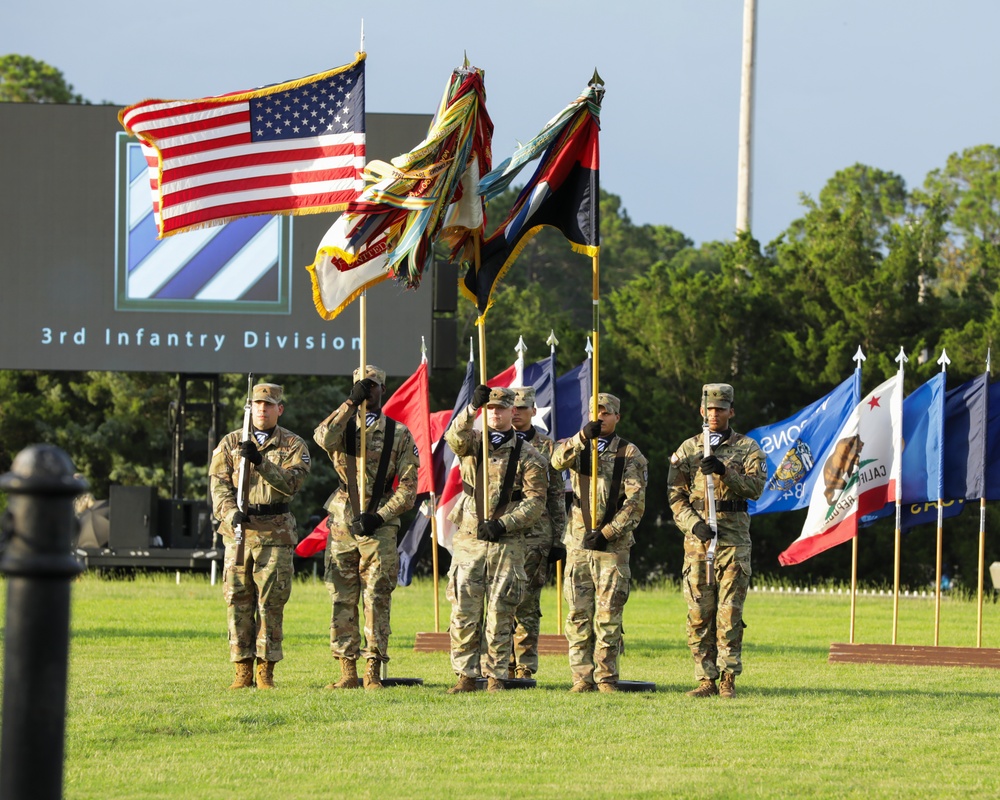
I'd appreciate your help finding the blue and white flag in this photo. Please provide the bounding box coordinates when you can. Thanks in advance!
[555,358,592,441]
[747,374,859,515]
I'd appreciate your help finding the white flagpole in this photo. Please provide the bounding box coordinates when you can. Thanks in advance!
[934,349,950,645]
[891,347,907,645]
[849,346,865,644]
[514,335,527,386]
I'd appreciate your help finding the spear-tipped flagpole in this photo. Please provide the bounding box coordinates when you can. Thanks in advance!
[702,387,719,587]
[934,348,951,645]
[891,346,908,645]
[849,345,866,644]
[419,335,442,633]
[358,293,368,511]
[514,335,527,386]
[473,234,492,519]
[546,329,563,633]
[976,347,992,647]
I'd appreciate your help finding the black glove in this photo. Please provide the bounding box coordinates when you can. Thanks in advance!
[231,509,251,528]
[582,528,607,551]
[477,519,505,542]
[240,439,263,466]
[582,420,603,440]
[348,378,377,406]
[547,545,566,564]
[350,512,383,538]
[471,384,491,410]
[692,521,715,542]
[700,455,726,476]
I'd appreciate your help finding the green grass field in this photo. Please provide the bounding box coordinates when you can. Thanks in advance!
[2,573,999,799]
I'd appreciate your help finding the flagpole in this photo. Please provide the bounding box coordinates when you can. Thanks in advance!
[849,346,865,644]
[417,335,440,633]
[891,347,907,645]
[358,291,368,506]
[934,350,951,645]
[548,329,564,633]
[590,252,600,533]
[976,348,991,647]
[474,233,491,514]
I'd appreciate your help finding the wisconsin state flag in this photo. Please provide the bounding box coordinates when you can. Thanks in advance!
[463,80,602,317]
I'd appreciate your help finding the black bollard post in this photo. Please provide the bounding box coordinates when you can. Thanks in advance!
[0,445,86,800]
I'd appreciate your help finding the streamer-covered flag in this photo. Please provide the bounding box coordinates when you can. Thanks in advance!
[308,63,492,319]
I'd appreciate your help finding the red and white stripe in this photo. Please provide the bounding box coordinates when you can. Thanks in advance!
[121,97,363,236]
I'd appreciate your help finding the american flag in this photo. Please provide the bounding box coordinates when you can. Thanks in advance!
[119,55,365,238]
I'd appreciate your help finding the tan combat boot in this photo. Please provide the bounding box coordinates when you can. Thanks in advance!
[363,658,384,690]
[569,680,596,693]
[446,675,478,694]
[719,672,737,699]
[326,658,360,690]
[597,681,618,693]
[486,677,506,692]
[685,678,719,698]
[228,658,254,690]
[256,658,275,690]
[514,666,532,680]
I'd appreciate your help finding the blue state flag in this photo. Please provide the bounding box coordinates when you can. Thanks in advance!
[943,372,988,501]
[861,372,947,529]
[987,379,1000,501]
[748,374,858,515]
[555,358,592,441]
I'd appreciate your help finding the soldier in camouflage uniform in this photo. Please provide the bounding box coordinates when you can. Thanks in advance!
[551,392,647,693]
[313,365,419,690]
[444,385,547,693]
[210,382,311,690]
[506,386,566,679]
[667,383,767,699]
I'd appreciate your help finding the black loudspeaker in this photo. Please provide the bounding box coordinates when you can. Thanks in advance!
[109,486,158,550]
[433,261,458,313]
[432,317,457,371]
[156,499,211,548]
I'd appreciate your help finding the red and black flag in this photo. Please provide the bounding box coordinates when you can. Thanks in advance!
[462,78,603,318]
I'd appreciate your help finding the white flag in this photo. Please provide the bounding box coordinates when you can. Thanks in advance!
[779,373,902,566]
[306,214,392,320]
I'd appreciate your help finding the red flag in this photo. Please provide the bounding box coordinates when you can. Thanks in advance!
[294,515,329,557]
[383,361,434,494]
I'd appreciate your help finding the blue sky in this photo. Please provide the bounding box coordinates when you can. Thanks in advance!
[5,0,999,246]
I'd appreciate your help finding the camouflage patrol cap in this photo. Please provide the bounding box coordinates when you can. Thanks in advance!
[702,383,734,409]
[511,387,536,407]
[353,364,387,385]
[486,387,515,408]
[252,383,284,405]
[598,392,621,415]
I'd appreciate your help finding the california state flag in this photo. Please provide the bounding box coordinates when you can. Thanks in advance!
[778,373,902,566]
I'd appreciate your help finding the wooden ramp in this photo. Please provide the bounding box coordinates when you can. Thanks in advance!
[414,632,569,655]
[829,643,1000,669]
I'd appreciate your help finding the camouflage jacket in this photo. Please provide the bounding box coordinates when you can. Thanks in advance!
[551,431,648,553]
[313,404,419,528]
[209,425,311,546]
[444,405,547,543]
[667,429,767,547]
[516,426,567,548]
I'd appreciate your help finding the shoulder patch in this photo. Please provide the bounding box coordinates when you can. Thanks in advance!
[413,443,420,457]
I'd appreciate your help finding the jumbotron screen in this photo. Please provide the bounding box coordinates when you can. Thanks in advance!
[0,103,433,377]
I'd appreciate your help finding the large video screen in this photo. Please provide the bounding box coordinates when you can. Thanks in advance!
[0,103,433,377]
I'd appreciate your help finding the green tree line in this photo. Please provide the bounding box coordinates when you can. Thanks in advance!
[2,56,998,589]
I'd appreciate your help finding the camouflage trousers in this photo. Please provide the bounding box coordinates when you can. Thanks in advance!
[324,522,399,662]
[446,535,526,679]
[510,540,550,674]
[224,541,294,662]
[682,542,751,680]
[563,546,631,685]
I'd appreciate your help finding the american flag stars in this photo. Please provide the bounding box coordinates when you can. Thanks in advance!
[252,72,361,142]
